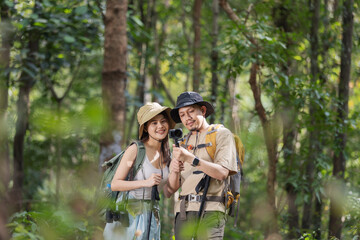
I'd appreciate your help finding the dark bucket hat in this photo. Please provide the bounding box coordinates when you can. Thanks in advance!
[170,91,214,123]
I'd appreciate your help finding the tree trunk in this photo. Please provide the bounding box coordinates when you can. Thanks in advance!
[229,77,240,134]
[13,82,31,210]
[271,2,300,237]
[100,0,128,165]
[282,90,299,240]
[13,8,40,209]
[180,1,192,91]
[312,3,331,237]
[139,0,155,104]
[209,0,219,124]
[313,196,322,239]
[0,3,12,239]
[192,0,202,92]
[249,63,279,236]
[219,68,230,124]
[302,0,320,232]
[0,1,11,187]
[55,103,62,206]
[282,104,299,239]
[219,2,279,236]
[152,0,175,105]
[328,0,353,238]
[286,183,299,239]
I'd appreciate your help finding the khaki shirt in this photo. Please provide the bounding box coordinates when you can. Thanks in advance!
[174,125,237,213]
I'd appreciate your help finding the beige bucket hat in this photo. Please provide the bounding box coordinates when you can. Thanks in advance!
[137,102,176,139]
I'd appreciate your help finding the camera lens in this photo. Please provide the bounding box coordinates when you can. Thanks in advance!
[173,129,182,137]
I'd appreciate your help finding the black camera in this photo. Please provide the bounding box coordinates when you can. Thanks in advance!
[169,128,183,147]
[105,209,129,226]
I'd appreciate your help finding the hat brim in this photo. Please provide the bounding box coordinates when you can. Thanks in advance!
[170,101,214,123]
[139,108,176,139]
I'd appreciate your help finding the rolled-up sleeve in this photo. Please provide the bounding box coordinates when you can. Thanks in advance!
[214,128,238,175]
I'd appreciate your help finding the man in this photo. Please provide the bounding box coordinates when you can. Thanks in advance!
[167,91,238,240]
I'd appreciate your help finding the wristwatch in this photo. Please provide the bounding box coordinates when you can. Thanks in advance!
[192,157,200,167]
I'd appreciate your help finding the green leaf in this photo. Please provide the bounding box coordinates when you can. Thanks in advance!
[294,55,302,61]
[79,36,91,43]
[23,67,36,80]
[278,42,287,49]
[75,6,88,15]
[37,18,48,23]
[34,22,46,27]
[64,35,75,43]
[5,0,14,7]
[30,14,39,19]
[130,15,144,27]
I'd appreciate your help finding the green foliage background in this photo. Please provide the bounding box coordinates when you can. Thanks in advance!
[1,0,360,239]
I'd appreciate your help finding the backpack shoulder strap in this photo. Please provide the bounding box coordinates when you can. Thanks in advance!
[129,141,146,179]
[180,132,191,149]
[101,151,123,168]
[205,124,223,160]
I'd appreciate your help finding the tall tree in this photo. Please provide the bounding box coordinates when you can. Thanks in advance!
[220,0,280,236]
[124,1,157,144]
[45,72,76,205]
[180,0,192,91]
[139,0,155,104]
[192,0,202,92]
[151,0,175,105]
[0,1,11,195]
[249,63,280,236]
[209,0,219,124]
[0,2,12,238]
[100,0,128,165]
[328,0,354,238]
[302,0,320,232]
[272,1,300,238]
[12,1,40,211]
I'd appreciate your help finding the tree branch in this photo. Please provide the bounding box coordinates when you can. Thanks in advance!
[219,0,258,47]
[248,63,267,123]
[244,3,253,25]
[157,75,176,106]
[45,62,81,103]
[95,0,106,22]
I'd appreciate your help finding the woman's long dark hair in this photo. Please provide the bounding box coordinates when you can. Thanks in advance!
[140,112,171,165]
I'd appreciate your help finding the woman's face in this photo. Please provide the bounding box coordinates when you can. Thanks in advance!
[146,114,170,140]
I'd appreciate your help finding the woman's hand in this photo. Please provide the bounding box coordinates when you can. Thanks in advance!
[146,173,162,187]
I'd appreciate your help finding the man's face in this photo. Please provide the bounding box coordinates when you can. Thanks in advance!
[178,105,206,131]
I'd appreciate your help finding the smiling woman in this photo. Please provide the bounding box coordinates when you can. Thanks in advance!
[103,102,177,240]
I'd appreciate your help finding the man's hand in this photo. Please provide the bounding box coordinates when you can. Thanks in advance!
[173,145,230,181]
[172,144,195,164]
[169,157,184,173]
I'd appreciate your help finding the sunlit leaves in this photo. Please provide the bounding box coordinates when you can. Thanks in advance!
[63,35,75,43]
[30,101,103,138]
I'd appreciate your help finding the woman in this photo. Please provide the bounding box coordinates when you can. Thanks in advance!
[103,102,179,240]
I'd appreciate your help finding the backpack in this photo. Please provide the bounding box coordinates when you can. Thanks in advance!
[204,124,245,218]
[99,141,146,223]
[180,124,245,218]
